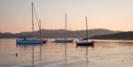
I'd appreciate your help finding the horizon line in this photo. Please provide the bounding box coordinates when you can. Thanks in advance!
[0,28,132,34]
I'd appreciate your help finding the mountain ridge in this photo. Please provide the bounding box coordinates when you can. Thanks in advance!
[0,29,117,38]
[90,31,133,40]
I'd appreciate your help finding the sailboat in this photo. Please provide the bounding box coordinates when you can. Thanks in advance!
[76,16,94,47]
[37,19,47,43]
[16,2,42,44]
[54,13,73,43]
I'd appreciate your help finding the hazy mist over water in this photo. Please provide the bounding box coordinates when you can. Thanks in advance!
[1,39,133,67]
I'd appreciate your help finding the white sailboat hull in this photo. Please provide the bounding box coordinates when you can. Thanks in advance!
[76,40,94,47]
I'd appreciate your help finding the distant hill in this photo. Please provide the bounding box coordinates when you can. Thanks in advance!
[0,29,117,38]
[0,32,16,38]
[90,31,133,40]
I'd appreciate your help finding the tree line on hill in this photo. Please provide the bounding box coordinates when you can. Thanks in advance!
[0,29,116,38]
[90,31,133,40]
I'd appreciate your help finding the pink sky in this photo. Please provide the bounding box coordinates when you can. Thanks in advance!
[1,0,133,33]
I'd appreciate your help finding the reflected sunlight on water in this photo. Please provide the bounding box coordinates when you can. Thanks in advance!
[0,39,133,67]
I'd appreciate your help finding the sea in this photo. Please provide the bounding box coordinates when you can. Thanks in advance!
[1,39,133,67]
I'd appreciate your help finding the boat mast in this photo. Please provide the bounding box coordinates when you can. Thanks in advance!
[65,13,67,39]
[85,16,89,38]
[38,19,42,39]
[32,2,34,38]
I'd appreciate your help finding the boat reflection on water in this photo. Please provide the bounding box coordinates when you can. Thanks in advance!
[76,45,94,67]
[16,43,42,47]
[16,43,43,67]
[53,42,68,66]
[64,43,68,66]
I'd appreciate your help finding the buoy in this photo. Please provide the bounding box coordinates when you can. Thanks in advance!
[16,53,18,57]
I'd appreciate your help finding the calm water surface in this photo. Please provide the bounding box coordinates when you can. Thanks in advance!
[1,39,133,67]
